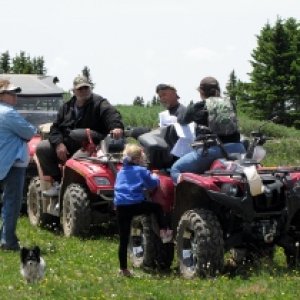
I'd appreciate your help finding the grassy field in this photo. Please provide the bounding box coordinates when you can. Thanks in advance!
[2,108,300,299]
[0,217,299,300]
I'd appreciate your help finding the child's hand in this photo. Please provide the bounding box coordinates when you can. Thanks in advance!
[151,173,159,180]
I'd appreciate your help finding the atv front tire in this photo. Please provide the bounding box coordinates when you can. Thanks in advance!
[176,209,224,278]
[27,177,50,227]
[62,183,91,237]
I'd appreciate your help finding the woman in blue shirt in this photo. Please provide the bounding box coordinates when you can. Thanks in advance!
[0,79,36,251]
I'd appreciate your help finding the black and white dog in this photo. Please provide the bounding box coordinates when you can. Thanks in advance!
[20,246,46,283]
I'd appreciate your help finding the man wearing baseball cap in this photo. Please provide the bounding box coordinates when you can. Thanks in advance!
[0,79,37,250]
[36,75,124,197]
[155,83,186,120]
[0,80,22,94]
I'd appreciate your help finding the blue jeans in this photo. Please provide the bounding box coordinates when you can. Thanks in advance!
[0,166,26,248]
[170,142,246,183]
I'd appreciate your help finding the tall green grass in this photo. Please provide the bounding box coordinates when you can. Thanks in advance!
[239,113,300,166]
[1,108,300,299]
[116,105,163,128]
[117,106,300,166]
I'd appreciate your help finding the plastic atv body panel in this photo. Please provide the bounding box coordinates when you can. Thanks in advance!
[62,157,120,201]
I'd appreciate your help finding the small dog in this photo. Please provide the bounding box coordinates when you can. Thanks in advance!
[20,246,46,283]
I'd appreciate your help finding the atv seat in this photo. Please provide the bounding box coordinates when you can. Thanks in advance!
[138,126,178,169]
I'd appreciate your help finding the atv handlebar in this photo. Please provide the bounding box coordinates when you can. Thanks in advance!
[69,129,106,145]
[123,127,151,139]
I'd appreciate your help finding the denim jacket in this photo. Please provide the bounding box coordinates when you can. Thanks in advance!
[0,103,37,180]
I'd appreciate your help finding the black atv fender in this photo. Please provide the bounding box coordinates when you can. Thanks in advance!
[205,190,255,222]
[173,179,256,230]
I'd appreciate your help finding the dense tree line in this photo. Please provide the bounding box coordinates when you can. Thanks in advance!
[0,50,46,75]
[133,95,160,107]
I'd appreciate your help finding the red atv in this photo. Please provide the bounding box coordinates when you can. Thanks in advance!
[129,123,300,277]
[27,128,126,237]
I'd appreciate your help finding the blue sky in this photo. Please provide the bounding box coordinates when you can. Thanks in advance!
[1,0,300,105]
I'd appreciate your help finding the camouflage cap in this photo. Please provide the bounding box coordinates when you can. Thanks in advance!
[0,79,22,94]
[73,75,91,89]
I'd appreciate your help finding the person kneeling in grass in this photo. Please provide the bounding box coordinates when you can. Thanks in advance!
[114,143,173,277]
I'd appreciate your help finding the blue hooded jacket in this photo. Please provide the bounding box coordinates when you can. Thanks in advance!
[114,161,159,206]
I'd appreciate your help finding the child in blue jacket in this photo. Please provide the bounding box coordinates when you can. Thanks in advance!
[114,143,172,277]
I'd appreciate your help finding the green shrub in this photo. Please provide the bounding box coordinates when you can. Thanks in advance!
[239,113,300,138]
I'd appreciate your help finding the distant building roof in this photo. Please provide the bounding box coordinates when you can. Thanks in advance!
[0,74,64,96]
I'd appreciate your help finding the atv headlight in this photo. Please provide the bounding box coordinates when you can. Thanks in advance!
[93,176,111,186]
[220,183,238,197]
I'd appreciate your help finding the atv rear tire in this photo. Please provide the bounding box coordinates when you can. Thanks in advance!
[27,177,50,227]
[176,209,224,278]
[129,215,156,268]
[62,183,91,237]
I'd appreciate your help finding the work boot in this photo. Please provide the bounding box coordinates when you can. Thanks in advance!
[42,182,60,197]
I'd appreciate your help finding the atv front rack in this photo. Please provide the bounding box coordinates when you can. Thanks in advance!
[205,165,300,177]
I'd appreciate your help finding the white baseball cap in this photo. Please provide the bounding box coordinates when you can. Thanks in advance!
[0,80,22,94]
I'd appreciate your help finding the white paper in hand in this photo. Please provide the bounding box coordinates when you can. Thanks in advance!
[159,110,177,127]
[173,122,195,139]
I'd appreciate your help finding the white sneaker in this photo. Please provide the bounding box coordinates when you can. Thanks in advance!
[42,182,60,197]
[160,229,173,244]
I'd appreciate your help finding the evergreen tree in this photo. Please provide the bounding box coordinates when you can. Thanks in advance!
[0,51,11,73]
[248,17,300,123]
[133,96,145,106]
[12,51,32,74]
[82,66,95,88]
[224,70,237,100]
[33,56,46,75]
[151,95,160,106]
[1,50,46,75]
[224,70,238,109]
